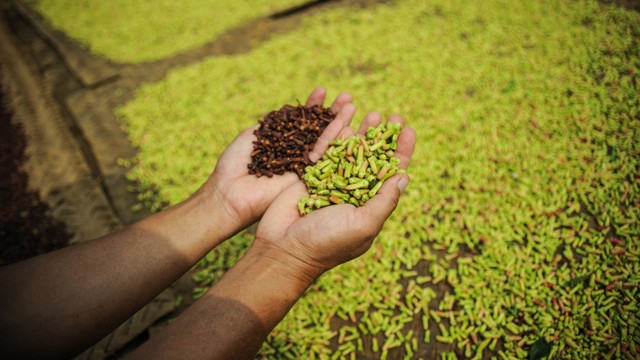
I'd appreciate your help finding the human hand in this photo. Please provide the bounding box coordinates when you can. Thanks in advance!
[198,88,356,232]
[253,113,416,279]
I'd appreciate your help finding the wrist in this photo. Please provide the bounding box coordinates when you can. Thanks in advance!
[205,242,322,330]
[147,183,243,263]
[248,241,325,288]
[192,179,245,239]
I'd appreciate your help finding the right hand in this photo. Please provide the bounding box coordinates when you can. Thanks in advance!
[253,113,416,280]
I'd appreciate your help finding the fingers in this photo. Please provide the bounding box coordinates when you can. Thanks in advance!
[357,112,382,135]
[308,120,343,163]
[260,181,309,238]
[380,113,416,171]
[395,126,416,170]
[305,89,355,163]
[308,103,355,163]
[305,87,353,121]
[362,113,416,170]
[387,114,404,126]
[329,93,353,117]
[337,126,356,140]
[216,124,259,169]
[357,174,409,233]
[304,88,416,174]
[333,102,356,129]
[305,87,327,107]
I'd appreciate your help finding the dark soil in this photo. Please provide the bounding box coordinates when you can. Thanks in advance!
[602,0,640,10]
[0,71,71,266]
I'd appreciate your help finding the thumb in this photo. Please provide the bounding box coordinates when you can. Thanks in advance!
[358,174,409,230]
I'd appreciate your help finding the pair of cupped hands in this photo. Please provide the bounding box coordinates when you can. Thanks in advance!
[200,88,416,279]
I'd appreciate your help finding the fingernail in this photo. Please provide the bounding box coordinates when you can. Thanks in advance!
[397,176,409,193]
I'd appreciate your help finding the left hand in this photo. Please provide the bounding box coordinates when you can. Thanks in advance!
[197,88,356,232]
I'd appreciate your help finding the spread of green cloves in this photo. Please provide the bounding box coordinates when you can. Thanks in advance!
[298,121,404,215]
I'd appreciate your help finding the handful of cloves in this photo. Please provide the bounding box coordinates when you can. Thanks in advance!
[298,121,404,215]
[248,104,335,178]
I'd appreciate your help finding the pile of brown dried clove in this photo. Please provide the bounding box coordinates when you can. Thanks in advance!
[248,104,335,178]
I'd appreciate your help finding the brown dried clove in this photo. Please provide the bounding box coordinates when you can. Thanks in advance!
[248,104,335,178]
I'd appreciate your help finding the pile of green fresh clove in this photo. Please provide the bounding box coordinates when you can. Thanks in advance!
[298,121,404,215]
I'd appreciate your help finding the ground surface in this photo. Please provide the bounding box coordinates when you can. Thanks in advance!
[0,0,376,358]
[0,69,71,266]
[1,0,638,359]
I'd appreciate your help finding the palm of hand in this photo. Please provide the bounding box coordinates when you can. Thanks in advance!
[211,126,299,226]
[205,88,355,229]
[256,185,376,272]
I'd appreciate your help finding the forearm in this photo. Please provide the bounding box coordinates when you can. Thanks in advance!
[128,243,320,360]
[0,188,239,359]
